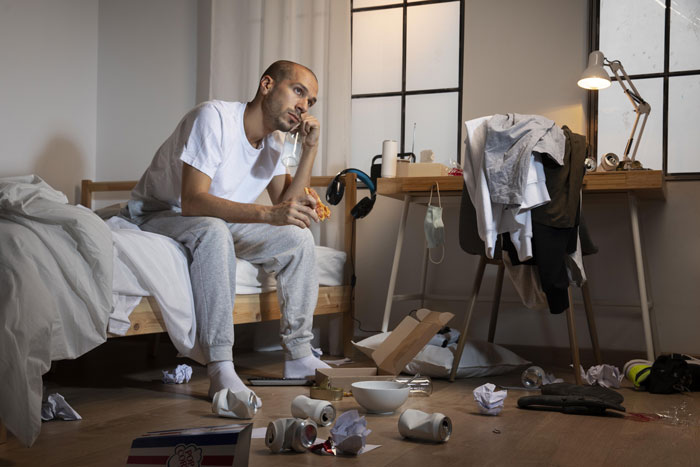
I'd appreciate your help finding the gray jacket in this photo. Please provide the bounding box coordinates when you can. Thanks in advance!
[484,113,565,207]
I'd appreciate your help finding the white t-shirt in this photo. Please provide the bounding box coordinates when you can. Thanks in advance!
[128,100,285,217]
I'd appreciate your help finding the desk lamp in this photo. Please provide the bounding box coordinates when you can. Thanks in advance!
[578,50,651,170]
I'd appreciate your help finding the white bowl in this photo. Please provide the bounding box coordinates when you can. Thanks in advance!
[351,381,409,414]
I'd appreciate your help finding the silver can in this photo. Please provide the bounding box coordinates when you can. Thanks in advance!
[265,418,318,453]
[398,409,452,442]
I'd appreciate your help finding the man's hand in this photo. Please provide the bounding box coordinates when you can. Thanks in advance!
[267,191,319,228]
[294,114,320,149]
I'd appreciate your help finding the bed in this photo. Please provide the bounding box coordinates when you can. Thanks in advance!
[0,174,357,447]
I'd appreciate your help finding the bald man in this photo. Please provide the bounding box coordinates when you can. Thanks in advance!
[124,60,330,404]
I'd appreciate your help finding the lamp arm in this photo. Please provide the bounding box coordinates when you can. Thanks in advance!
[605,59,651,163]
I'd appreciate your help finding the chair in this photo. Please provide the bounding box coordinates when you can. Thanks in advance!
[448,183,602,384]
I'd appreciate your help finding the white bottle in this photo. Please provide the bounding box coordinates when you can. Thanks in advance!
[381,140,398,178]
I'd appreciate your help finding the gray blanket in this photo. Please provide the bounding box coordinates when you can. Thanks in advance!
[0,175,113,446]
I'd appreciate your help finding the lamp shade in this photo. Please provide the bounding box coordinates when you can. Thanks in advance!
[578,51,611,90]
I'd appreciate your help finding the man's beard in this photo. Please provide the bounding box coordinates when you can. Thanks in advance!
[262,94,296,132]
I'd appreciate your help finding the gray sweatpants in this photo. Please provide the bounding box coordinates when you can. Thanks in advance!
[138,212,318,363]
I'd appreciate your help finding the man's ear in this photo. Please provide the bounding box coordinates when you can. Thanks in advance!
[260,75,274,95]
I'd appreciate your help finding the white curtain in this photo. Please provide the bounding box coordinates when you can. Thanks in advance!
[197,0,351,250]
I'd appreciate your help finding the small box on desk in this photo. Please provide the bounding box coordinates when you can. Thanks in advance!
[126,423,252,467]
[396,161,450,177]
[315,309,453,392]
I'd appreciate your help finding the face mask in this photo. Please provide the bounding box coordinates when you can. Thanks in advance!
[424,184,445,264]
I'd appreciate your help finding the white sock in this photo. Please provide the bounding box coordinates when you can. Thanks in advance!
[284,355,331,379]
[207,361,257,401]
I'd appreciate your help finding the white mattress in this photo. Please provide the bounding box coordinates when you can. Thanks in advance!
[235,245,345,293]
[105,216,346,364]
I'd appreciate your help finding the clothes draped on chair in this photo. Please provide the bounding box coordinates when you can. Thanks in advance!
[461,115,596,314]
[449,114,603,383]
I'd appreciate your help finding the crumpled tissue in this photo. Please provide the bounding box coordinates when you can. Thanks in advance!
[543,372,565,385]
[579,364,624,388]
[41,393,82,421]
[330,410,372,455]
[473,383,507,416]
[162,364,192,384]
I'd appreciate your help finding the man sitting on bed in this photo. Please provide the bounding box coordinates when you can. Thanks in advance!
[123,60,330,403]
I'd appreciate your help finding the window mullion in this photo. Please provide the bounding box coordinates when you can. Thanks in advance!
[400,0,408,154]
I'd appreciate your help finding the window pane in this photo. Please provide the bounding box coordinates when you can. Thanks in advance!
[406,2,460,91]
[597,78,662,170]
[668,75,700,173]
[600,0,665,74]
[404,92,458,166]
[351,96,402,170]
[353,0,401,8]
[352,9,403,94]
[670,0,700,71]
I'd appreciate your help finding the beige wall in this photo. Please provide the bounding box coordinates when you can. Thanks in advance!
[355,0,700,357]
[0,0,196,203]
[1,1,697,356]
[0,0,98,203]
[97,0,197,182]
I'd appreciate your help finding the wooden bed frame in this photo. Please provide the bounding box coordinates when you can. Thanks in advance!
[80,175,357,356]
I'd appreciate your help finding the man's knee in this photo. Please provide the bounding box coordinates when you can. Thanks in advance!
[189,217,234,251]
[280,225,315,252]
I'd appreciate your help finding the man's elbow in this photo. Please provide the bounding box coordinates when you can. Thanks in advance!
[180,195,198,216]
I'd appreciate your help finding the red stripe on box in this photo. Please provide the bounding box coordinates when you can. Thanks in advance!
[126,455,170,464]
[202,455,235,465]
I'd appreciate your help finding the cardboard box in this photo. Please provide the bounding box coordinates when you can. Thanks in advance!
[315,309,453,392]
[396,161,450,177]
[126,423,252,467]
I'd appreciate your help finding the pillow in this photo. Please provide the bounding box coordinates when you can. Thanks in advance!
[353,332,530,379]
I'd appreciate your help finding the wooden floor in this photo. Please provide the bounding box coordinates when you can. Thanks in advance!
[1,336,699,467]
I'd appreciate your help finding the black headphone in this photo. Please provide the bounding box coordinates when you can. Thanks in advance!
[326,168,376,219]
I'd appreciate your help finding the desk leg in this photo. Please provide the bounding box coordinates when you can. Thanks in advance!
[419,244,429,308]
[628,192,656,361]
[381,194,412,333]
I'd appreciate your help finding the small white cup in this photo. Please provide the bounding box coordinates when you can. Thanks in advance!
[281,132,301,167]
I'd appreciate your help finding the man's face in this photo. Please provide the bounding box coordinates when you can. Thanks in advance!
[262,66,318,133]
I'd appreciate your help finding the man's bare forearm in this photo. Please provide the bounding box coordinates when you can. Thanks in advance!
[280,144,318,202]
[182,191,271,224]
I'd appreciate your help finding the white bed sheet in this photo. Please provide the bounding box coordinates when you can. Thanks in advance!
[105,216,346,364]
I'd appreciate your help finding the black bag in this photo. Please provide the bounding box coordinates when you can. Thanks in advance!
[647,354,698,394]
[517,383,626,415]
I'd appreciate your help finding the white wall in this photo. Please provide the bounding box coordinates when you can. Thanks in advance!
[0,0,98,203]
[97,0,197,181]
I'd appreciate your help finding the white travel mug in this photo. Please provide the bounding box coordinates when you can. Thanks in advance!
[265,418,318,453]
[381,140,398,178]
[291,395,336,427]
[281,132,301,168]
[398,409,452,442]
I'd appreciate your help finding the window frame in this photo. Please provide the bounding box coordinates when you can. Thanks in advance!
[589,0,700,180]
[351,0,466,163]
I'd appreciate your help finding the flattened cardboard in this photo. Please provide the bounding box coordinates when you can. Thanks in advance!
[314,368,393,393]
[315,309,453,391]
[372,309,453,375]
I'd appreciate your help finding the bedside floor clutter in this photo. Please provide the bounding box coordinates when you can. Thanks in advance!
[352,332,530,379]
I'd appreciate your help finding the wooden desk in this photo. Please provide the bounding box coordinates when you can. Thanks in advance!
[377,170,665,360]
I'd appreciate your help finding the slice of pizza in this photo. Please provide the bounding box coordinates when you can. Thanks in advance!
[305,187,331,221]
